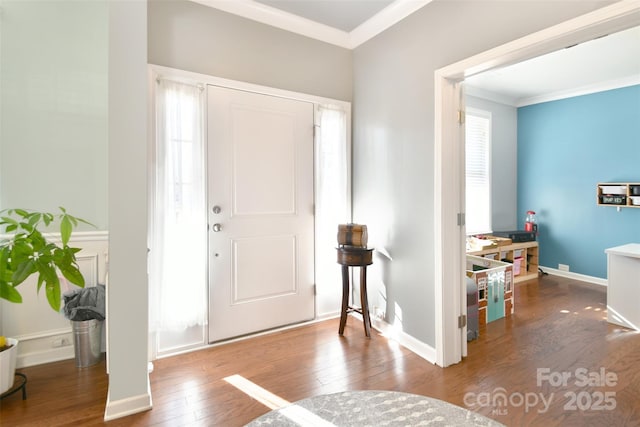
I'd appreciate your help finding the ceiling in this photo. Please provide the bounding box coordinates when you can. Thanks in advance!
[465,25,640,107]
[254,0,394,32]
[193,0,431,49]
[194,0,640,105]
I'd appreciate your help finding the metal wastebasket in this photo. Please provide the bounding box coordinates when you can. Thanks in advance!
[71,319,103,367]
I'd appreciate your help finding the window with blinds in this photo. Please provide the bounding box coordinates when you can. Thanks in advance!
[465,108,492,235]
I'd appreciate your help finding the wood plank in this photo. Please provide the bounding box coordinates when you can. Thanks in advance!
[1,274,639,426]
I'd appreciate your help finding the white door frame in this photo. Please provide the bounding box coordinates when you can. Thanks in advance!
[434,2,640,367]
[148,64,351,356]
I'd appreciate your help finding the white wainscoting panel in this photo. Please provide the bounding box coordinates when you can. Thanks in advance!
[0,231,109,368]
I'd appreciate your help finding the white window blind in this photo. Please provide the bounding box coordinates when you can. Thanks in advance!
[465,108,492,235]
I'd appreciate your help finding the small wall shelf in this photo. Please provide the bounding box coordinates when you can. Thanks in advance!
[597,183,640,209]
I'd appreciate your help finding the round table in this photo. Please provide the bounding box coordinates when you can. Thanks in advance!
[246,390,504,426]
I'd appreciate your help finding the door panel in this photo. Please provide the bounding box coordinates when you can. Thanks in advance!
[232,107,296,215]
[232,235,296,302]
[207,85,315,342]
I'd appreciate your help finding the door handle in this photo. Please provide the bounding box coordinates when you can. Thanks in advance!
[212,223,222,232]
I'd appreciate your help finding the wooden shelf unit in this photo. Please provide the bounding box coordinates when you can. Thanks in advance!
[597,182,640,208]
[467,241,539,284]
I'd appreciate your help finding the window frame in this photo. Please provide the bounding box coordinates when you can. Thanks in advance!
[465,107,492,236]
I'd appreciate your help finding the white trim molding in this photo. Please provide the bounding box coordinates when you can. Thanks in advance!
[69,230,109,242]
[15,328,75,368]
[349,0,434,49]
[104,382,153,421]
[372,317,437,364]
[3,233,108,368]
[469,74,640,107]
[516,74,640,107]
[191,0,433,49]
[151,64,352,110]
[541,266,607,287]
[0,230,108,243]
[192,0,348,47]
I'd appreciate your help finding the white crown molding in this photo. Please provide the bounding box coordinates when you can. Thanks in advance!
[190,0,432,49]
[466,75,640,108]
[192,0,350,47]
[516,74,640,107]
[349,0,434,49]
[464,85,519,106]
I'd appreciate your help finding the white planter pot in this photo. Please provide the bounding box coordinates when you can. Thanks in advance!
[0,338,18,394]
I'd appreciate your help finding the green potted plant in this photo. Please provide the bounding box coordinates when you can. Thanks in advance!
[0,207,91,392]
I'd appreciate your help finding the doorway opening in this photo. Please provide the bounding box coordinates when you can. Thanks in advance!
[434,2,640,367]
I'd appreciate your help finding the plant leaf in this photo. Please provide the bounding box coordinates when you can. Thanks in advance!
[1,216,19,227]
[28,213,42,227]
[0,282,22,303]
[0,207,95,312]
[60,265,85,287]
[45,279,61,312]
[60,215,72,246]
[11,259,37,286]
[37,273,45,293]
[37,260,59,285]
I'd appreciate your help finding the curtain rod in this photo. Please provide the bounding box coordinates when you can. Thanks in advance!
[156,76,204,91]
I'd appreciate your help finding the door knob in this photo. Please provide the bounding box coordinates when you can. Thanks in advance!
[212,223,222,232]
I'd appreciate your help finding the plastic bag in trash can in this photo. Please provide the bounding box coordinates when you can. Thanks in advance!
[63,285,106,321]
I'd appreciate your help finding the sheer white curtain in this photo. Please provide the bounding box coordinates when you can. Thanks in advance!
[315,104,350,316]
[150,79,207,340]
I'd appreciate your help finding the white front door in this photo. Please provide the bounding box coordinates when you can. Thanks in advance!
[207,85,315,342]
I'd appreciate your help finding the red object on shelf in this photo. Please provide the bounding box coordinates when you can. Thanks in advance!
[525,210,538,234]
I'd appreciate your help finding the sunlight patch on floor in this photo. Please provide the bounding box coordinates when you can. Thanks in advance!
[224,374,290,410]
[224,374,337,426]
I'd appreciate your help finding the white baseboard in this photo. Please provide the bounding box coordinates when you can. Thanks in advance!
[334,311,437,364]
[15,328,75,368]
[315,310,340,321]
[15,324,107,368]
[540,265,607,287]
[371,316,437,364]
[19,346,75,368]
[104,379,153,421]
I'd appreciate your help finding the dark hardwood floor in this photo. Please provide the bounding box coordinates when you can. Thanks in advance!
[2,274,639,426]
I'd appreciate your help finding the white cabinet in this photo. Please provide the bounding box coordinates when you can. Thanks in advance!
[605,243,640,331]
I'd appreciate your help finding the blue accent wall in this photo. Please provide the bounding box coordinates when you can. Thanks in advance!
[517,85,640,279]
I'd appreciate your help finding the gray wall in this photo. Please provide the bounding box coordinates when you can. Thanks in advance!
[105,1,150,413]
[466,95,518,231]
[148,0,353,102]
[0,0,150,415]
[352,0,613,347]
[0,0,108,229]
